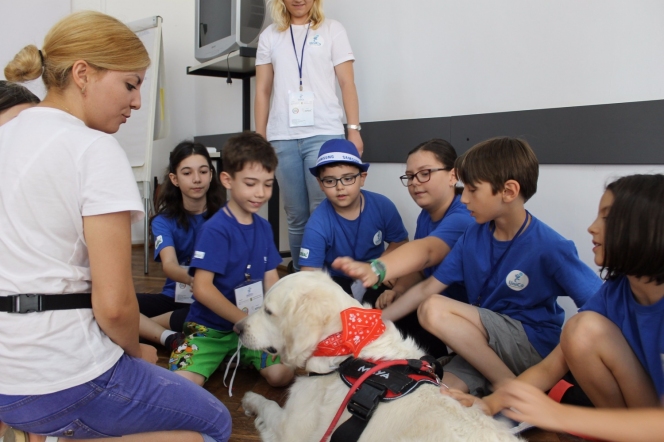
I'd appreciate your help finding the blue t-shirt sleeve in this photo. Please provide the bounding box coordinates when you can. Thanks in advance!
[381,198,409,244]
[579,284,609,316]
[433,233,465,286]
[189,223,229,276]
[151,215,174,262]
[549,241,602,308]
[430,212,472,250]
[299,211,328,268]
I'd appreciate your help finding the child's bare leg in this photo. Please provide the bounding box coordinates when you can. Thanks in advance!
[150,311,173,329]
[173,370,206,387]
[418,295,516,388]
[139,313,169,344]
[561,311,659,408]
[260,364,294,387]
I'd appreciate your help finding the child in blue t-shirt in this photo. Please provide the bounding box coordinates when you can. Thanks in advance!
[169,133,294,388]
[449,174,664,442]
[332,139,474,357]
[298,139,408,302]
[381,137,602,396]
[137,141,224,350]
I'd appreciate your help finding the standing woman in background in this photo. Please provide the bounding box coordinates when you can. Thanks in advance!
[0,11,230,442]
[0,80,40,125]
[255,0,363,271]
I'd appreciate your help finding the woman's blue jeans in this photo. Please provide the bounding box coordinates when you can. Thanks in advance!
[0,354,231,441]
[271,134,344,270]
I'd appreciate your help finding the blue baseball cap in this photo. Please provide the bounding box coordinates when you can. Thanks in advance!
[308,139,370,177]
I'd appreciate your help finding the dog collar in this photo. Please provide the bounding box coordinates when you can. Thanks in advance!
[312,307,386,357]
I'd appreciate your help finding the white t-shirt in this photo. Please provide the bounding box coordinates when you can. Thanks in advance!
[0,107,144,395]
[256,19,355,141]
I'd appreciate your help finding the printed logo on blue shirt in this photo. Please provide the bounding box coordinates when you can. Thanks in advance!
[505,270,529,291]
[309,34,323,46]
[193,251,205,259]
[300,248,310,259]
[264,256,268,263]
[373,231,383,246]
[155,235,163,249]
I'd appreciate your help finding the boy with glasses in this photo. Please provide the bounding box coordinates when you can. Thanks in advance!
[299,139,409,303]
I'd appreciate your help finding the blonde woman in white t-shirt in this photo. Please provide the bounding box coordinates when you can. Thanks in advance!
[255,0,363,271]
[0,11,230,442]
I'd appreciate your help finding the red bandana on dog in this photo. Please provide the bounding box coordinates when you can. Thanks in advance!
[312,308,386,357]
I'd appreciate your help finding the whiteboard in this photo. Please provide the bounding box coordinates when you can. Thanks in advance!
[113,16,165,183]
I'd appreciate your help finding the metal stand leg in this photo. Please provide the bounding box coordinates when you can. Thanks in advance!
[144,196,150,274]
[143,180,152,275]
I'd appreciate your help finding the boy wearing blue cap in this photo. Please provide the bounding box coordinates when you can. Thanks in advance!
[299,139,409,303]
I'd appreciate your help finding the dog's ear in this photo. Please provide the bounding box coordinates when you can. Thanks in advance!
[280,290,339,367]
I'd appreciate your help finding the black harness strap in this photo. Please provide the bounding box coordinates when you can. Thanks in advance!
[330,356,443,442]
[0,293,92,313]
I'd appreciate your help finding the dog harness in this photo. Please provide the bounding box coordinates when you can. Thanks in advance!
[312,307,443,442]
[326,356,443,442]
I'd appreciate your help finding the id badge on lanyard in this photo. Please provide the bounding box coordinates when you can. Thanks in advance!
[235,279,264,315]
[289,90,315,127]
[288,23,314,127]
[174,265,194,304]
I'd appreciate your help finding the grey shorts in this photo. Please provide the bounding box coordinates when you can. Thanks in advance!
[444,307,542,397]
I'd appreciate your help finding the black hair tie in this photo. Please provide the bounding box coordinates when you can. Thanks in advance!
[38,50,44,65]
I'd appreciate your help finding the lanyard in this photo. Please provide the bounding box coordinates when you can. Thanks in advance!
[290,23,310,91]
[474,211,530,306]
[225,204,256,281]
[333,193,364,261]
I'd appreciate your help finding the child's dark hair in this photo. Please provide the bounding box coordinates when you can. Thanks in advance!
[0,80,40,113]
[222,132,278,177]
[317,162,361,178]
[455,137,539,202]
[154,140,224,230]
[408,138,462,195]
[603,174,664,284]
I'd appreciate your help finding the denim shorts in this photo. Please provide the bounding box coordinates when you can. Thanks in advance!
[0,354,231,441]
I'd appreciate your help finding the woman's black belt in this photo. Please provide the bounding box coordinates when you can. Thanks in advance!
[0,293,92,313]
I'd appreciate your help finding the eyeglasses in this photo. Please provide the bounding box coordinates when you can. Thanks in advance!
[400,168,451,186]
[320,173,361,188]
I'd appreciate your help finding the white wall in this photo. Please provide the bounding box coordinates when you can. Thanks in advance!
[0,0,70,97]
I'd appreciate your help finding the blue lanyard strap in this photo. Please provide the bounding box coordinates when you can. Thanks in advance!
[474,211,530,306]
[290,23,310,91]
[224,204,256,281]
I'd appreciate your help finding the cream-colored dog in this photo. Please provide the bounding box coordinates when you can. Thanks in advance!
[236,271,521,442]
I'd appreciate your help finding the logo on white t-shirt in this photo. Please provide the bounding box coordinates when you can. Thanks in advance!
[309,34,324,46]
[300,248,310,259]
[194,251,205,260]
[155,235,163,249]
[373,231,383,246]
[505,270,529,291]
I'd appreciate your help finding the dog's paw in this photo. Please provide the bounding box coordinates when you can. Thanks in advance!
[242,391,264,416]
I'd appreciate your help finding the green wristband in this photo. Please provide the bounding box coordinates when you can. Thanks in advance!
[370,259,387,289]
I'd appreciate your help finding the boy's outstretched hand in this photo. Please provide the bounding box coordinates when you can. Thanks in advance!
[331,257,378,288]
[441,388,492,415]
[492,380,567,432]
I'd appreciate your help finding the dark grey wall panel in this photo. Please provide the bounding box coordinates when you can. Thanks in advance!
[448,100,664,164]
[196,100,664,165]
[360,117,451,163]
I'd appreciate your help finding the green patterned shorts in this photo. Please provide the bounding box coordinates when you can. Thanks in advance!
[168,322,281,380]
